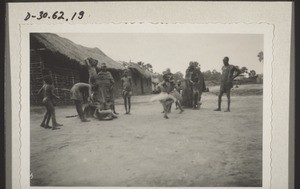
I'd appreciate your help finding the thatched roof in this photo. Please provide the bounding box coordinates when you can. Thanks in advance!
[31,33,124,70]
[120,61,152,79]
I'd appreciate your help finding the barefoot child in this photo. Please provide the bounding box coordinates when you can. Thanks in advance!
[121,69,132,114]
[165,68,184,113]
[151,72,176,119]
[172,80,184,113]
[85,57,98,85]
[37,73,62,130]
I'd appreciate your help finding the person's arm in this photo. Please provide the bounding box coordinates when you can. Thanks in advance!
[37,85,44,95]
[232,66,242,80]
[51,86,60,100]
[129,78,132,89]
[84,58,90,66]
[109,72,115,86]
[87,85,92,102]
[121,78,124,88]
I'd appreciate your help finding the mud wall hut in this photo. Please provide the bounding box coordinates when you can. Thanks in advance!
[30,33,124,106]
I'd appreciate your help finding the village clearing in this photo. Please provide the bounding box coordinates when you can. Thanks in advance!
[30,84,263,187]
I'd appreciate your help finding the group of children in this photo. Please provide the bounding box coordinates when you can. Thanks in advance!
[37,56,239,129]
[38,57,133,129]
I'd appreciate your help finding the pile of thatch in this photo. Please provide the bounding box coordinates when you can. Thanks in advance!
[31,33,124,70]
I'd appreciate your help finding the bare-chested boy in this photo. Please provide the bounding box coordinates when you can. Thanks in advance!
[85,57,98,85]
[38,74,62,130]
[121,69,133,114]
[214,57,241,112]
[70,83,91,122]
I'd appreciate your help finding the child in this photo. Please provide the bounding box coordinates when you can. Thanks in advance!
[172,81,184,113]
[151,72,176,119]
[85,57,98,85]
[84,95,117,121]
[37,74,62,130]
[121,69,132,114]
[164,68,184,113]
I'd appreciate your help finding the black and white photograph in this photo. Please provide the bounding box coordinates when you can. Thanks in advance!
[6,2,293,189]
[29,32,264,187]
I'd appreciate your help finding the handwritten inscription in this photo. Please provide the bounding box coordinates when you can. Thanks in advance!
[24,11,85,21]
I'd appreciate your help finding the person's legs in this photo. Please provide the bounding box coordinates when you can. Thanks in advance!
[48,100,62,129]
[198,92,202,110]
[128,96,131,114]
[123,96,128,114]
[45,105,51,127]
[45,113,51,128]
[225,90,231,112]
[165,99,174,118]
[112,104,118,114]
[176,100,184,113]
[160,100,169,119]
[163,103,169,119]
[40,108,49,127]
[194,92,199,109]
[75,100,89,122]
[167,103,172,113]
[74,100,83,119]
[214,91,224,111]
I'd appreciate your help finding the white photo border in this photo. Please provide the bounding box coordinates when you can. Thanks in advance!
[17,23,273,189]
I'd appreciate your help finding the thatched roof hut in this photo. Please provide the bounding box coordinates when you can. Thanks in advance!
[120,61,152,79]
[30,33,125,105]
[119,61,153,95]
[31,33,124,70]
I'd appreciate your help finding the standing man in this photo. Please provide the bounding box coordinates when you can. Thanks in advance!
[214,57,241,112]
[70,83,91,122]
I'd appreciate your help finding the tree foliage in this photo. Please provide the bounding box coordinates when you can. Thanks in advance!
[203,69,221,83]
[173,71,184,82]
[137,61,153,72]
[240,67,248,73]
[257,51,264,63]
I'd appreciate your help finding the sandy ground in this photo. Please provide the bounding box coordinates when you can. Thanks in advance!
[30,84,262,187]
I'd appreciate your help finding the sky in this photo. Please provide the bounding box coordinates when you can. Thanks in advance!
[57,33,263,74]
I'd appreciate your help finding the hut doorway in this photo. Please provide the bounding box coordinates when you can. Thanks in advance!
[140,78,144,94]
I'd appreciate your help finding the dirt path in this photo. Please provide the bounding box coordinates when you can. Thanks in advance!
[30,91,262,187]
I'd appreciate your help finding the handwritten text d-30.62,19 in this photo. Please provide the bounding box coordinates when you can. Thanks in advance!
[24,11,85,21]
